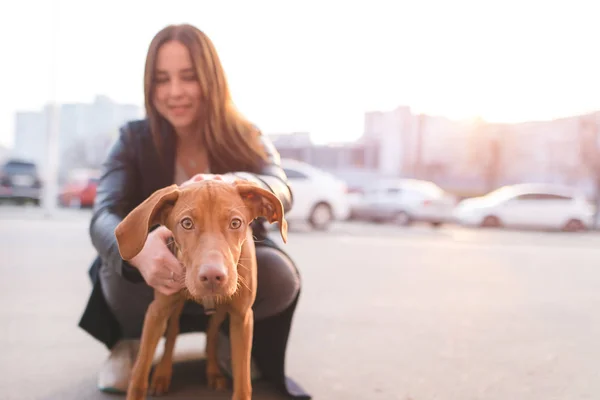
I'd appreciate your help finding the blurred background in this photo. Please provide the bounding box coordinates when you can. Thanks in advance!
[2,0,600,233]
[2,1,600,399]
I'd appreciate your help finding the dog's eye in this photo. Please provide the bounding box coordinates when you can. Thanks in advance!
[181,217,194,230]
[230,217,242,230]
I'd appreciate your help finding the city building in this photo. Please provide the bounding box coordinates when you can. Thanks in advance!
[13,95,143,179]
[269,106,600,197]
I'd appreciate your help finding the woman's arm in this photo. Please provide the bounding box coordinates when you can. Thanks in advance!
[89,123,144,282]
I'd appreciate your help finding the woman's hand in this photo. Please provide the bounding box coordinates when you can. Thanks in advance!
[129,226,185,296]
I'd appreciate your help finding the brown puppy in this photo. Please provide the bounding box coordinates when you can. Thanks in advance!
[114,179,288,400]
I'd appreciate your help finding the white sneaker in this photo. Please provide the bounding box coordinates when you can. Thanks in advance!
[97,339,140,393]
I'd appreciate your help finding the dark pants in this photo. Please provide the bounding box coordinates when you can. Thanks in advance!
[99,246,301,339]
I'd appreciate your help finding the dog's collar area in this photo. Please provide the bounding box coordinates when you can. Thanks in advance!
[202,296,216,315]
[166,235,179,255]
[166,236,186,268]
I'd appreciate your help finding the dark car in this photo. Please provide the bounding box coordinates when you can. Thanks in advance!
[0,159,43,205]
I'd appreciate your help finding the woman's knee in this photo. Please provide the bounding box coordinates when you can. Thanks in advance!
[99,263,154,337]
[253,246,301,320]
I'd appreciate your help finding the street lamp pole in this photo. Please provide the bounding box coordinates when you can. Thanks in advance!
[43,0,60,217]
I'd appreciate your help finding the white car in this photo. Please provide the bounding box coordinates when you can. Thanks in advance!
[453,183,595,231]
[350,178,457,226]
[280,159,350,230]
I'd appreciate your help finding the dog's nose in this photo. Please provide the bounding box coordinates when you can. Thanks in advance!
[198,263,227,288]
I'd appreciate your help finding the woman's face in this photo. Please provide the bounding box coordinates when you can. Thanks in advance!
[152,40,202,135]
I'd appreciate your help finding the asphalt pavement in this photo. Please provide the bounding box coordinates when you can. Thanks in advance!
[2,206,600,400]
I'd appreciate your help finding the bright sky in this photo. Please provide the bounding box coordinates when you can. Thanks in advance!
[1,0,599,147]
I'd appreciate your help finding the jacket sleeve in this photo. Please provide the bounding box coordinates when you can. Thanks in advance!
[89,124,144,283]
[227,133,294,213]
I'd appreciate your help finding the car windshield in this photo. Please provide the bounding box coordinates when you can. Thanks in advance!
[475,186,520,205]
[414,182,444,197]
[2,161,37,175]
[483,186,510,197]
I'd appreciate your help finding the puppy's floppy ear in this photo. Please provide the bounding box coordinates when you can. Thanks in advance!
[115,184,181,260]
[235,181,288,243]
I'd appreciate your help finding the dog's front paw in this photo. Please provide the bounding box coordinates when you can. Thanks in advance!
[206,366,228,391]
[126,385,148,400]
[149,362,173,396]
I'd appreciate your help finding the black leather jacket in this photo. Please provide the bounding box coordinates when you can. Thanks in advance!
[90,119,293,282]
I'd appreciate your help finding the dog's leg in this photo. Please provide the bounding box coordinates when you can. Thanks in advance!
[127,293,181,400]
[226,232,257,400]
[205,306,228,390]
[229,309,254,400]
[149,298,185,396]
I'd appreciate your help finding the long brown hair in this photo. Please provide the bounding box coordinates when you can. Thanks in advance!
[144,24,268,173]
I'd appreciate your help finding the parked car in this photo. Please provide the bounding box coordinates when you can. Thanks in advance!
[281,158,350,230]
[453,183,595,231]
[0,159,42,205]
[58,175,99,208]
[350,178,457,226]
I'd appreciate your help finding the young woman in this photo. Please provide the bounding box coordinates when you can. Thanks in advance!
[77,23,310,399]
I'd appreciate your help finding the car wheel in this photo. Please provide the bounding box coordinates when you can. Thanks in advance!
[481,215,501,228]
[393,211,411,226]
[563,219,585,232]
[309,202,333,231]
